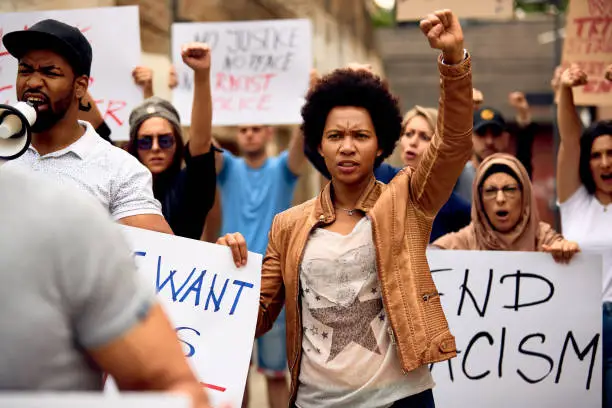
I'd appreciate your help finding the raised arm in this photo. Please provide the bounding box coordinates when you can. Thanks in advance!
[556,64,587,203]
[287,125,306,175]
[287,69,321,175]
[410,10,473,215]
[509,92,535,179]
[201,188,222,242]
[181,43,213,156]
[133,66,154,99]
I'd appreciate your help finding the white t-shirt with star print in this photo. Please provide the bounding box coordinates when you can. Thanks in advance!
[295,217,434,408]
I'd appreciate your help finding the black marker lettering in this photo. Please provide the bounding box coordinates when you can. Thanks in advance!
[517,333,554,384]
[500,269,555,311]
[457,268,493,317]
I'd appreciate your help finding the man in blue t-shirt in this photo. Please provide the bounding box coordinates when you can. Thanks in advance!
[216,124,305,408]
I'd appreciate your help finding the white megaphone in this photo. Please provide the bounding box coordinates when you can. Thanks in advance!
[0,101,36,161]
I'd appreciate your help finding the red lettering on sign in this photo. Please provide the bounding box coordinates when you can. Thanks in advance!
[102,100,127,126]
[200,382,227,392]
[0,84,13,104]
[238,97,255,111]
[573,17,612,39]
[584,79,612,94]
[215,73,277,93]
[256,94,272,111]
[213,94,273,112]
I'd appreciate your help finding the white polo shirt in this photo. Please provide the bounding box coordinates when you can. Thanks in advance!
[4,120,162,220]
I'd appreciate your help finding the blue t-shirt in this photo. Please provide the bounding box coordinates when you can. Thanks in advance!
[218,150,298,255]
[374,163,400,183]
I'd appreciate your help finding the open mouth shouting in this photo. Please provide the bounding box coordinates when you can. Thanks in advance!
[494,209,510,221]
[22,92,50,111]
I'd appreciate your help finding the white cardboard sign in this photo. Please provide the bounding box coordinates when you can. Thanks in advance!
[0,6,142,141]
[428,250,602,407]
[172,19,312,126]
[114,227,263,408]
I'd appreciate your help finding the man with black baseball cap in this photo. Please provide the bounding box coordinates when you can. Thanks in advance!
[0,20,211,407]
[453,95,536,203]
[2,19,173,233]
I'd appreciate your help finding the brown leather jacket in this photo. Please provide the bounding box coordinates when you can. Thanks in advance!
[256,55,473,404]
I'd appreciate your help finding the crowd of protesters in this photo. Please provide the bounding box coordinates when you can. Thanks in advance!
[0,8,611,408]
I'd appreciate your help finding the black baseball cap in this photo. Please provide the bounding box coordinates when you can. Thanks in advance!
[473,107,506,135]
[2,19,92,77]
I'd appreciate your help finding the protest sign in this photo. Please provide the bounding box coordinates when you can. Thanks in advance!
[427,250,602,407]
[172,19,312,126]
[562,0,612,106]
[0,6,142,141]
[0,394,188,408]
[107,227,262,408]
[396,0,513,22]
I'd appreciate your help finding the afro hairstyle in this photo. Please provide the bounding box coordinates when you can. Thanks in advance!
[579,120,612,195]
[301,68,403,180]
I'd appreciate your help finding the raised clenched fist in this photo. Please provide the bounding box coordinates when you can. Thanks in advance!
[309,68,319,90]
[181,42,211,73]
[419,9,464,65]
[168,65,178,89]
[560,64,588,88]
[550,65,563,92]
[346,62,373,73]
[132,66,153,89]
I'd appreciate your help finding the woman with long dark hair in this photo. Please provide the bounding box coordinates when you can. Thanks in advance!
[127,42,217,239]
[218,10,472,407]
[556,64,612,406]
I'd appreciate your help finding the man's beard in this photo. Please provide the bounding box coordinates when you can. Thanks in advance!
[22,88,73,133]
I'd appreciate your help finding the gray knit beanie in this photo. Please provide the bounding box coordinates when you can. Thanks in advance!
[129,96,182,141]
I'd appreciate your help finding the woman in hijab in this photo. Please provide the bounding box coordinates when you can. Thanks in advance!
[432,153,580,263]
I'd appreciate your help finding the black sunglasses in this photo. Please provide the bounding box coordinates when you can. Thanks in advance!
[137,134,175,150]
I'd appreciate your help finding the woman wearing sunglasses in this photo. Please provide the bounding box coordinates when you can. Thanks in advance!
[432,153,580,264]
[127,42,216,239]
